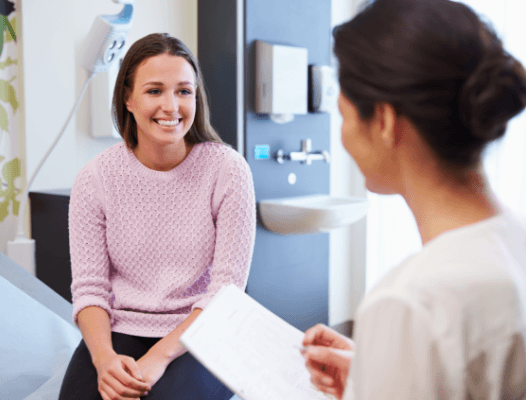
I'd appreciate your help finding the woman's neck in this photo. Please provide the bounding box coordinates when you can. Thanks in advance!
[132,139,193,172]
[402,167,501,245]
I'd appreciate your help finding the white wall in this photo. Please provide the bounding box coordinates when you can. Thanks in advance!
[329,0,367,325]
[19,0,197,192]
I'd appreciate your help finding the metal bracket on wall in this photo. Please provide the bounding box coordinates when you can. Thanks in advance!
[275,139,331,165]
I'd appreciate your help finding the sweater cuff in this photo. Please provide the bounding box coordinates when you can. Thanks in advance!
[72,295,113,327]
[191,294,213,312]
[191,282,247,312]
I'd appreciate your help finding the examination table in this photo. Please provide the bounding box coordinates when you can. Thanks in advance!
[0,252,241,400]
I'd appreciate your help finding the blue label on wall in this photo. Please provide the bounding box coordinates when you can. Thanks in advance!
[254,145,270,160]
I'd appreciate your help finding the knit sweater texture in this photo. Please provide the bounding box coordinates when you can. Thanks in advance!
[69,141,256,337]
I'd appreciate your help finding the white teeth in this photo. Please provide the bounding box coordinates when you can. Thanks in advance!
[156,119,179,126]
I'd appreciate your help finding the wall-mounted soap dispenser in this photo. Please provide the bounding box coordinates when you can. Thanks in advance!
[255,40,308,124]
[309,65,339,113]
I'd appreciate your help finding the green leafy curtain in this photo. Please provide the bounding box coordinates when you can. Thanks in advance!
[0,0,22,253]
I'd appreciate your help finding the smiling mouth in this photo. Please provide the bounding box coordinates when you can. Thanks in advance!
[154,118,182,127]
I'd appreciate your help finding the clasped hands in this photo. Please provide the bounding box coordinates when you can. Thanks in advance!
[301,324,355,399]
[93,351,169,400]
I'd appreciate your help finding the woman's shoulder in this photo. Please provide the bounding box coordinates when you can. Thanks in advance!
[401,212,526,283]
[195,142,249,172]
[73,143,127,198]
[197,141,244,160]
[77,142,127,176]
[361,212,526,328]
[72,143,126,200]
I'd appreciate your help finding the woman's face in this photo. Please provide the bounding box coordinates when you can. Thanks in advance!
[338,92,398,194]
[125,53,197,150]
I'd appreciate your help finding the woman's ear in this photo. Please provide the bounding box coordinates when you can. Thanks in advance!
[375,102,397,148]
[124,89,133,114]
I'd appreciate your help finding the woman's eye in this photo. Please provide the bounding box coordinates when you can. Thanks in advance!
[179,88,192,95]
[148,89,161,95]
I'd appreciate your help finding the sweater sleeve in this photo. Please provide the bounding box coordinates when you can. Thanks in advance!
[69,162,113,326]
[192,151,256,311]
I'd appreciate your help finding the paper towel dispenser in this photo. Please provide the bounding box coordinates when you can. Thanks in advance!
[255,40,308,123]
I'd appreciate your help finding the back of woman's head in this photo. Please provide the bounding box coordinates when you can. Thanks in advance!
[333,0,526,169]
[112,33,223,149]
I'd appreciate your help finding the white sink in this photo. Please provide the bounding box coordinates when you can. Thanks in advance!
[258,194,369,235]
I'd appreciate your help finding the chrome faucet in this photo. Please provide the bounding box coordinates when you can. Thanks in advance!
[276,139,331,165]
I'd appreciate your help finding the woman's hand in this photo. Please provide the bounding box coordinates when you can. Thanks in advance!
[136,351,171,388]
[302,324,355,400]
[93,352,151,400]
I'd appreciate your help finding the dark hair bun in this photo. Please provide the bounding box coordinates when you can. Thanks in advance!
[459,51,526,143]
[333,0,526,169]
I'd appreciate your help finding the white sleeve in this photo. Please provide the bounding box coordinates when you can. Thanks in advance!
[343,295,443,400]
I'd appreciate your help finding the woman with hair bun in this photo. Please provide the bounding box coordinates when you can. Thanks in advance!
[301,0,526,399]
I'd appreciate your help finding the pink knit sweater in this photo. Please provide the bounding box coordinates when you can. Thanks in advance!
[69,142,256,337]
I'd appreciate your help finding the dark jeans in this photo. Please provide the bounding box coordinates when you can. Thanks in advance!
[58,332,233,400]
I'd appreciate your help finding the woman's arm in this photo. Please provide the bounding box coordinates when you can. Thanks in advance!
[69,164,113,326]
[77,306,115,367]
[191,151,256,311]
[134,308,203,386]
[302,324,354,399]
[70,164,150,399]
[78,306,151,400]
[350,296,436,400]
[303,297,438,400]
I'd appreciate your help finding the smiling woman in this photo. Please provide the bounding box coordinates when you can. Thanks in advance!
[113,33,223,151]
[58,33,256,400]
[124,53,197,171]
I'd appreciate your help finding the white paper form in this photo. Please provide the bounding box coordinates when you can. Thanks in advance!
[180,285,335,400]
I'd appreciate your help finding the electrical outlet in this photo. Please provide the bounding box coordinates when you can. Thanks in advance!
[77,3,133,73]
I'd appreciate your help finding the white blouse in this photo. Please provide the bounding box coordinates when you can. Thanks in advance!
[344,210,526,399]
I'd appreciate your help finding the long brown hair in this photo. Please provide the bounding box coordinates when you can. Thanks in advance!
[112,33,224,149]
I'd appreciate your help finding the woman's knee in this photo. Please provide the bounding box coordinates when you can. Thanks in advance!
[146,352,233,400]
[58,340,101,400]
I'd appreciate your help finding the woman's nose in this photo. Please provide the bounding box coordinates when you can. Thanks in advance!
[161,93,179,113]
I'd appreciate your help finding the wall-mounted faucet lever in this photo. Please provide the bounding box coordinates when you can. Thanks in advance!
[276,139,331,165]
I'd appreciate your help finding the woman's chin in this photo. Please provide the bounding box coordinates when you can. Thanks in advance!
[150,131,186,147]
